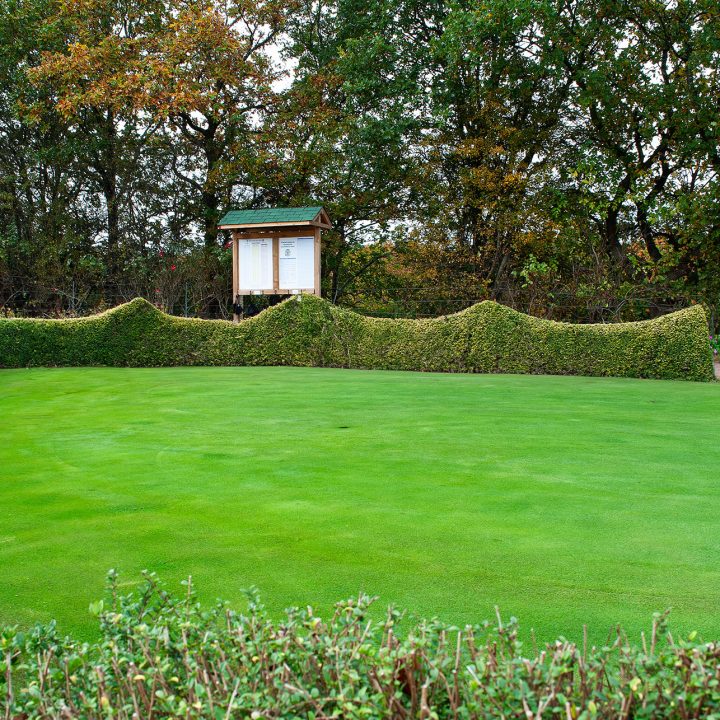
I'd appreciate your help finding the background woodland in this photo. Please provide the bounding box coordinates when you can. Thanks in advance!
[1,0,718,323]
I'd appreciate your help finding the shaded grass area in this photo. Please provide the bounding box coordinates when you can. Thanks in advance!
[1,366,719,643]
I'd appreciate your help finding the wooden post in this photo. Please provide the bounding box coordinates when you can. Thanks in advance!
[232,234,239,323]
[314,227,321,296]
[272,235,280,293]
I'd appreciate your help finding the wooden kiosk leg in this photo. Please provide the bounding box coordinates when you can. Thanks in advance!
[314,227,321,296]
[232,235,240,323]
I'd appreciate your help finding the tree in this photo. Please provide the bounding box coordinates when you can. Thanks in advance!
[0,0,105,311]
[27,0,170,278]
[247,0,419,301]
[139,0,297,248]
[292,0,576,298]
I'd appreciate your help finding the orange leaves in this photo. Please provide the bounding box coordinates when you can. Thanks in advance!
[27,0,292,124]
[28,13,148,119]
[131,2,289,124]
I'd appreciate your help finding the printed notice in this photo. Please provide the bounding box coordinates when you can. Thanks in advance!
[279,238,298,288]
[239,238,272,290]
[295,237,315,289]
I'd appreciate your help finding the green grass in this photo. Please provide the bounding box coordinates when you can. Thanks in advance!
[1,366,719,644]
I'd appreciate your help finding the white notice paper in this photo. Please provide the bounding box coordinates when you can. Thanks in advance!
[279,238,298,288]
[239,238,273,291]
[280,237,315,290]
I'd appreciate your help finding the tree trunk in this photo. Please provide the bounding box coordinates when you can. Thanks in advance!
[602,206,625,263]
[100,111,120,279]
[636,203,661,261]
[104,175,120,274]
[330,245,344,303]
[202,186,220,248]
[202,135,221,248]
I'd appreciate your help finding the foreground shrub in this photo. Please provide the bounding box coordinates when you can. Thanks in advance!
[0,296,713,380]
[2,573,720,719]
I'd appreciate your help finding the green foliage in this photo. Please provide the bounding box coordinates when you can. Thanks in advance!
[2,0,720,321]
[3,572,720,719]
[0,296,713,380]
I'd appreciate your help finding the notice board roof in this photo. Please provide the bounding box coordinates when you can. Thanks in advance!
[218,206,331,229]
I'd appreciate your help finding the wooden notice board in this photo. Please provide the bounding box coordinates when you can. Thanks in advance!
[218,207,330,321]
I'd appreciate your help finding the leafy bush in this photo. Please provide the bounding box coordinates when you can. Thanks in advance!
[0,296,713,380]
[3,573,720,719]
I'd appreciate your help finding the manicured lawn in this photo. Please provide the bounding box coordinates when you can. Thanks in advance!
[1,366,719,643]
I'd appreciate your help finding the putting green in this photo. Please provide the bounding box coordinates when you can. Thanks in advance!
[1,366,719,643]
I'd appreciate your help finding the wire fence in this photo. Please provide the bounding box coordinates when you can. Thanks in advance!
[0,275,707,327]
[341,287,702,325]
[0,278,234,320]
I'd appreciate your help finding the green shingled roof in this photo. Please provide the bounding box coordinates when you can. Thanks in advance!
[218,206,324,226]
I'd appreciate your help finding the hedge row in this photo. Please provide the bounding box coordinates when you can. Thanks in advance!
[0,296,714,380]
[3,572,720,719]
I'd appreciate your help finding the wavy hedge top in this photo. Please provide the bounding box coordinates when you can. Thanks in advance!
[0,296,714,381]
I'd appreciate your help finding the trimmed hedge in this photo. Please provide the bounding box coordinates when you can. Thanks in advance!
[3,573,720,719]
[0,296,713,380]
